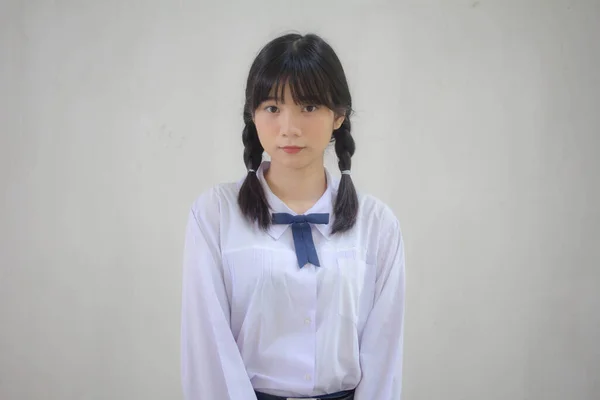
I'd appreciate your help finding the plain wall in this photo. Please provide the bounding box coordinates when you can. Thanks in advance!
[1,0,599,399]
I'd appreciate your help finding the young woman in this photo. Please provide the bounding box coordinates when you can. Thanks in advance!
[181,33,406,400]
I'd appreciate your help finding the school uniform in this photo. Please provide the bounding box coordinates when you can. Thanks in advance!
[181,161,406,400]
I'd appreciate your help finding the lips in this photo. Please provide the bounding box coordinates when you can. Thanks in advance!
[281,146,304,154]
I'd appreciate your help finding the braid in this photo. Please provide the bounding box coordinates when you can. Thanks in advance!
[331,118,359,234]
[237,111,271,230]
[242,112,264,172]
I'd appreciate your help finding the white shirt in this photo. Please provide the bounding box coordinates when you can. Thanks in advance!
[181,161,406,400]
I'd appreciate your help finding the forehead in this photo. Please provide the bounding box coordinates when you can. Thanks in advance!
[264,81,330,105]
[267,83,295,102]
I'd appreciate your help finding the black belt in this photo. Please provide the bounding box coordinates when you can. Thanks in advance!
[255,389,355,400]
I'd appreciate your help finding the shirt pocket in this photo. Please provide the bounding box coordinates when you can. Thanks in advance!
[326,249,376,327]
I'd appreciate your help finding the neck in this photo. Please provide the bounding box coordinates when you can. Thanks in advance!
[264,160,327,214]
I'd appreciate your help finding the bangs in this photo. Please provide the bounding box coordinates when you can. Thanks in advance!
[251,56,339,111]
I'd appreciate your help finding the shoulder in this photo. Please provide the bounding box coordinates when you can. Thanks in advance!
[355,191,405,270]
[189,181,241,220]
[356,191,402,234]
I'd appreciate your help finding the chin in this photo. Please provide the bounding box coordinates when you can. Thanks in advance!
[272,155,315,170]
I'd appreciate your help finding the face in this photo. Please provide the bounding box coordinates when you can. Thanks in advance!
[252,84,345,171]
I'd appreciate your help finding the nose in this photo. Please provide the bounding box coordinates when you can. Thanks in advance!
[279,110,302,137]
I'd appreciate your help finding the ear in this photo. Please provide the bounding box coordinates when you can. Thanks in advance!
[333,113,345,130]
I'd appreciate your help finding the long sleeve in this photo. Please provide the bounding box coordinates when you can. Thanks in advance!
[180,190,257,400]
[354,217,406,400]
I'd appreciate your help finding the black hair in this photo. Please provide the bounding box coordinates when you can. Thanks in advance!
[237,32,358,234]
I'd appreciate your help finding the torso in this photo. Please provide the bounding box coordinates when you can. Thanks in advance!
[200,181,398,396]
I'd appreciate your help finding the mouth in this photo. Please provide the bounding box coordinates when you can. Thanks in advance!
[280,146,304,154]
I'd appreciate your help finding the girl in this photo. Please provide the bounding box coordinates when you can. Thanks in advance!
[181,33,406,400]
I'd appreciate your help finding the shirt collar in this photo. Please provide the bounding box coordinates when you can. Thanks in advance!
[256,160,337,241]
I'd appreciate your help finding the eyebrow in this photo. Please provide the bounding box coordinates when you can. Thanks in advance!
[263,96,283,103]
[262,96,320,105]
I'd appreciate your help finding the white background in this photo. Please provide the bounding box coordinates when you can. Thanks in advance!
[1,0,599,399]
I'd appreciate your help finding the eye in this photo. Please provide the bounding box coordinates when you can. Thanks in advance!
[264,105,279,113]
[303,105,319,112]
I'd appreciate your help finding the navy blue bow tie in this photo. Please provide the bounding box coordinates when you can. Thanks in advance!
[272,213,330,268]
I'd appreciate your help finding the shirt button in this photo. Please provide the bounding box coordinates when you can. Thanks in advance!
[305,374,312,381]
[304,317,311,325]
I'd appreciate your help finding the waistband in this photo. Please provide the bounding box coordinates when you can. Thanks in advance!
[255,389,355,400]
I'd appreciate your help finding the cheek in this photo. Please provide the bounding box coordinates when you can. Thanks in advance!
[309,118,334,144]
[254,117,277,145]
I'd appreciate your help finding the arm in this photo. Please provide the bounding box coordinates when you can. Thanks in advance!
[354,217,406,400]
[180,190,257,400]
